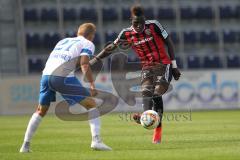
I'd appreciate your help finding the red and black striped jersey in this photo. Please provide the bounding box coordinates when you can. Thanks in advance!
[114,20,171,68]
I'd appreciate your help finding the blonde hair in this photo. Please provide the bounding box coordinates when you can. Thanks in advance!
[77,23,96,38]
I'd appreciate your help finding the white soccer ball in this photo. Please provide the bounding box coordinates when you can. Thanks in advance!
[140,110,160,130]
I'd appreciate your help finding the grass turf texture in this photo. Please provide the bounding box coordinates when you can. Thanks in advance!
[0,110,240,160]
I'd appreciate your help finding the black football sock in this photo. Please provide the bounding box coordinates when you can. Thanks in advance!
[142,89,154,111]
[153,95,163,128]
[142,97,153,111]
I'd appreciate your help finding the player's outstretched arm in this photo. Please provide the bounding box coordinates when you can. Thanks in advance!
[164,36,181,80]
[152,20,181,80]
[89,42,117,65]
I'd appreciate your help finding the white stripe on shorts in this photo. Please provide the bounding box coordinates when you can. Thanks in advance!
[164,64,170,82]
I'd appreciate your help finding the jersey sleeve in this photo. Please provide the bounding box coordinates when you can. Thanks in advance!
[113,29,127,45]
[151,20,168,39]
[80,41,95,58]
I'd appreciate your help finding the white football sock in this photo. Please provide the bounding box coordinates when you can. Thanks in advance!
[88,109,100,138]
[23,112,42,142]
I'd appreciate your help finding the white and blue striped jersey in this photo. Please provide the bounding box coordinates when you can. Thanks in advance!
[42,36,95,77]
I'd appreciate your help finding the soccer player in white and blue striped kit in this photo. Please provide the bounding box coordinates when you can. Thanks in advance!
[20,23,112,152]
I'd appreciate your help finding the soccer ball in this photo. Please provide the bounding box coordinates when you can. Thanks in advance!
[140,110,160,130]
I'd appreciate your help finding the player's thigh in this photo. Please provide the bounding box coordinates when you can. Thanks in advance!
[154,64,172,95]
[38,75,56,115]
[60,76,91,106]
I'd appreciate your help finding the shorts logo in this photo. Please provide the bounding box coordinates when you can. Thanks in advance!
[156,76,162,82]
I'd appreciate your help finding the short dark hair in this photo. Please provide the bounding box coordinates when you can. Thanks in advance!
[131,5,144,17]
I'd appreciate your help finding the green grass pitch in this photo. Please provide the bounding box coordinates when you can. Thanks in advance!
[0,110,240,160]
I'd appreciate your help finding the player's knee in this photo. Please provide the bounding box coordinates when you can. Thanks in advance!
[80,98,96,109]
[154,83,169,96]
[36,105,49,117]
[142,85,153,98]
[86,102,96,109]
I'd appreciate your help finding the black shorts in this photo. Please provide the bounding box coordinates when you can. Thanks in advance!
[141,64,172,86]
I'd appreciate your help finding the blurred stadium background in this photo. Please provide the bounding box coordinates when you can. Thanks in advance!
[0,1,240,159]
[0,0,240,115]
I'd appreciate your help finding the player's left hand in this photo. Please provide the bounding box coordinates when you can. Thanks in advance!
[172,68,181,80]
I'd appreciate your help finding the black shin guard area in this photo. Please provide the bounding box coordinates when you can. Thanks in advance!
[142,89,153,111]
[153,95,163,127]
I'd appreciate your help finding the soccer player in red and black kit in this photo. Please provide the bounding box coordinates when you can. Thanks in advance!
[90,5,181,144]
